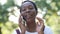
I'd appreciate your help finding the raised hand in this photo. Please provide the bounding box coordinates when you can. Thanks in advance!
[36,17,45,34]
[19,15,26,34]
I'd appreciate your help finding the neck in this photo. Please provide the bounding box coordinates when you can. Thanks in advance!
[26,19,36,32]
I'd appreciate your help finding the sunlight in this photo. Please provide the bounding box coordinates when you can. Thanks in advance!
[57,10,60,16]
[14,0,27,6]
[0,0,7,5]
[8,6,20,24]
[46,0,52,4]
[9,15,18,24]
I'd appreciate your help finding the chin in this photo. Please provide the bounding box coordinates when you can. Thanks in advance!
[26,19,31,22]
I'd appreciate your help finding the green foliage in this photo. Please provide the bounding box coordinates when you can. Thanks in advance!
[0,0,60,34]
[0,0,15,23]
[0,0,17,34]
[33,0,60,34]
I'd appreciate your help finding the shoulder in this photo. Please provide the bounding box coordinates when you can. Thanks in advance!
[12,28,21,34]
[44,26,53,34]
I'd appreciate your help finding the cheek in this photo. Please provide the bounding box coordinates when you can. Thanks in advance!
[21,12,26,16]
[30,11,37,16]
[32,9,37,14]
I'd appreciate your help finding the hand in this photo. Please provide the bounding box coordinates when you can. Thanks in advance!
[36,17,45,34]
[19,15,26,34]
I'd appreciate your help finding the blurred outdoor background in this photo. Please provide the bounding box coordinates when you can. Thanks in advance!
[0,0,60,34]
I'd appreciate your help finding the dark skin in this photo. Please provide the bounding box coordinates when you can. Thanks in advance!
[19,2,45,34]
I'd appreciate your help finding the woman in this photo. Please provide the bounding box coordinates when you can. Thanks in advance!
[12,1,53,34]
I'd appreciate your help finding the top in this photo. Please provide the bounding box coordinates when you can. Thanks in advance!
[12,26,53,34]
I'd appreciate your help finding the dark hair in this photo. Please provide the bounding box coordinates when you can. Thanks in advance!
[20,1,38,21]
[20,1,37,13]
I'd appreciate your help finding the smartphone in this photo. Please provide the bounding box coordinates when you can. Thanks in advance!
[22,16,26,26]
[23,17,26,21]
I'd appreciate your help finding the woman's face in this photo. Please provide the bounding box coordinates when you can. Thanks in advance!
[20,2,37,21]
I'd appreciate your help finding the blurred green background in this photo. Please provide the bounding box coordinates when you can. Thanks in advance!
[0,0,60,34]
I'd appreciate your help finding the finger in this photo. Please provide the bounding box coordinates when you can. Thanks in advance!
[36,22,40,26]
[36,17,43,22]
[36,17,44,24]
[36,17,44,27]
[36,17,45,31]
[19,14,22,23]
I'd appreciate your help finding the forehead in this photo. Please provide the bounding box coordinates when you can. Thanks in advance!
[21,2,34,8]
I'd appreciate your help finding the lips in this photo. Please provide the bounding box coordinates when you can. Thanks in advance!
[22,13,33,21]
[24,14,32,20]
[26,15,31,19]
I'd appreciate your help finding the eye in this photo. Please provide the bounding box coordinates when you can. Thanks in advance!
[29,7,33,10]
[22,8,26,11]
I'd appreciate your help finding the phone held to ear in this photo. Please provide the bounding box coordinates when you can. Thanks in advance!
[21,16,26,26]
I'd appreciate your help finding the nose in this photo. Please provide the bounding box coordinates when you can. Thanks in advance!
[26,9,30,13]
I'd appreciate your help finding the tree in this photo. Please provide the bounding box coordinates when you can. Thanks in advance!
[0,0,17,34]
[33,0,60,34]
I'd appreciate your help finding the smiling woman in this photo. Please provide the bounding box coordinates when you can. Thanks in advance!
[12,0,53,34]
